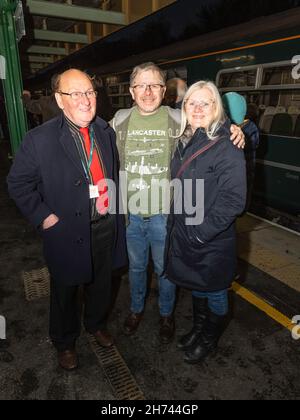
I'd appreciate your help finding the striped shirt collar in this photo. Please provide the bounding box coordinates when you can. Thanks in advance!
[63,116,101,220]
[64,115,91,133]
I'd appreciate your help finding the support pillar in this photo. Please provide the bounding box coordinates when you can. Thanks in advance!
[0,0,27,155]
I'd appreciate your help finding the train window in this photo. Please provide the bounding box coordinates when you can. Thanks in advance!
[108,85,119,95]
[105,75,132,111]
[217,62,300,138]
[120,83,130,94]
[244,90,300,138]
[165,65,187,81]
[111,97,120,106]
[218,69,257,89]
[262,65,300,87]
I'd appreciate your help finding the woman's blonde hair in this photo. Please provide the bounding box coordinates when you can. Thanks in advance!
[179,81,226,140]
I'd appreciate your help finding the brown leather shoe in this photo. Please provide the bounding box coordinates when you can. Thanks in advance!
[159,315,175,344]
[123,312,143,335]
[93,330,114,348]
[58,350,78,371]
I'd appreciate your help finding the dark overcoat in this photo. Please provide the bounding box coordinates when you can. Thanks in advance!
[7,114,127,285]
[165,121,247,292]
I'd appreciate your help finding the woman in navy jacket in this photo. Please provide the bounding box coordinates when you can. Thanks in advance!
[165,81,247,364]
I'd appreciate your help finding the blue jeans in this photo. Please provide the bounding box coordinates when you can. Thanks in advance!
[192,289,228,316]
[126,214,176,316]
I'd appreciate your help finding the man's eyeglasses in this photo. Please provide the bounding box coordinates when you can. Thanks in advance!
[185,100,215,110]
[132,84,165,92]
[58,90,97,100]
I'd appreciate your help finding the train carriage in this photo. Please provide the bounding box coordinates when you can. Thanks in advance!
[184,38,300,216]
[25,0,300,222]
[101,34,300,217]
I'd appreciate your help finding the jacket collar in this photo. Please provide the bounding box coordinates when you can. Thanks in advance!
[58,117,86,178]
[58,112,109,130]
[57,114,112,179]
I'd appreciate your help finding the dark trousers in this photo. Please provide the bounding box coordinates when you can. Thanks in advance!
[49,215,115,351]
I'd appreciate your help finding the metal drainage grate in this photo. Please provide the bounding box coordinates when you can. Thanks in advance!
[88,334,145,400]
[22,267,50,301]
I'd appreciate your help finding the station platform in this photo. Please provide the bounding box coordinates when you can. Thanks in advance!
[237,214,300,293]
[0,139,299,400]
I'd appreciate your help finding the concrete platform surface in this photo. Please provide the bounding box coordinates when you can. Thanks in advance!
[1,141,300,400]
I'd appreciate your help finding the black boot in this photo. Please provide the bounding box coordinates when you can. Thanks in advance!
[183,310,227,364]
[177,296,207,351]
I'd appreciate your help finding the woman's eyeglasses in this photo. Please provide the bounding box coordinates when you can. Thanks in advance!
[185,100,215,110]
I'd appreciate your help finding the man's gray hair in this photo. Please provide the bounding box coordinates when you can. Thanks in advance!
[130,62,166,87]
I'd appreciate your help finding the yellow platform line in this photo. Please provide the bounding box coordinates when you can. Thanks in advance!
[232,281,294,332]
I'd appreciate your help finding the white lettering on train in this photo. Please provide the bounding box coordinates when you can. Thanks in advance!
[291,55,300,80]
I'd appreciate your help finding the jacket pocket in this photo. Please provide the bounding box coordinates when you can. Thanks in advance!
[42,220,62,235]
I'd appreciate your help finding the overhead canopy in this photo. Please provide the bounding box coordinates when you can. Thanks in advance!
[33,29,98,44]
[18,1,180,77]
[27,0,126,25]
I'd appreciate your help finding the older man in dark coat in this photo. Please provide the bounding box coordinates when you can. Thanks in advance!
[7,69,126,370]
